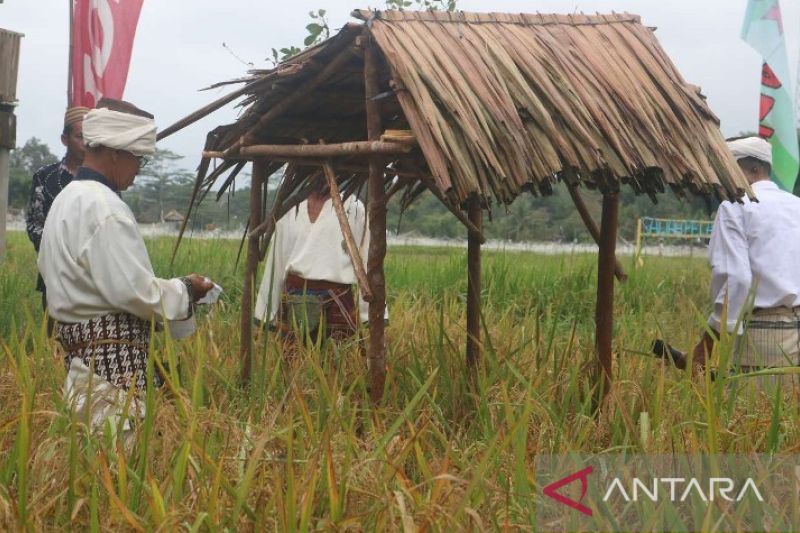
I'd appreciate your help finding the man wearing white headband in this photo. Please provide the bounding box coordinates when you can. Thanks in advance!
[690,136,800,389]
[26,106,89,326]
[38,98,213,446]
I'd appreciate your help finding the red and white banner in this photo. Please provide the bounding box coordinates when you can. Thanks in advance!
[70,0,144,108]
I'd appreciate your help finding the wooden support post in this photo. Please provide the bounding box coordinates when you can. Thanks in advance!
[595,192,619,407]
[466,197,482,369]
[322,161,373,302]
[365,37,387,404]
[0,147,9,262]
[566,183,627,282]
[240,159,266,386]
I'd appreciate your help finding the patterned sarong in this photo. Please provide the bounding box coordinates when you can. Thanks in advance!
[736,306,800,390]
[278,273,358,342]
[56,312,159,391]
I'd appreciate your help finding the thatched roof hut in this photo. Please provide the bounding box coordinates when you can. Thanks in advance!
[196,10,750,206]
[167,9,752,404]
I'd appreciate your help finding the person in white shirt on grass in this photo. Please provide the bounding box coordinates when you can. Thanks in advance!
[255,177,386,348]
[38,98,213,445]
[689,136,800,387]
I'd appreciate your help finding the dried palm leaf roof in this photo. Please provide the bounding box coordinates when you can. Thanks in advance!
[199,9,752,208]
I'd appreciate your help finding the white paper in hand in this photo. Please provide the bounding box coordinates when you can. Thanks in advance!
[197,278,223,305]
[168,316,196,339]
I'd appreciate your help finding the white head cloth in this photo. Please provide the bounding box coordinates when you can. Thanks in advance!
[726,137,772,166]
[82,108,157,156]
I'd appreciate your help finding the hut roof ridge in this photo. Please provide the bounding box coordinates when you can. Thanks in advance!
[351,9,642,26]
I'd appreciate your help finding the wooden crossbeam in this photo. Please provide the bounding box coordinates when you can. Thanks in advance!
[239,141,413,159]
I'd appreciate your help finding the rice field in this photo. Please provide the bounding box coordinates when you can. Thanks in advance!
[0,230,794,531]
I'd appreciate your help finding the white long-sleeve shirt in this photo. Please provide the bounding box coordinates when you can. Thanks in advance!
[38,175,190,323]
[255,196,380,323]
[707,180,800,332]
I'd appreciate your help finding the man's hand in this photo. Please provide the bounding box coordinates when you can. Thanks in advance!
[185,274,213,302]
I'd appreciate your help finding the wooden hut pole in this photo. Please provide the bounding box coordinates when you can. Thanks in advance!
[466,197,482,369]
[566,183,627,282]
[595,192,619,406]
[365,36,387,404]
[240,158,266,385]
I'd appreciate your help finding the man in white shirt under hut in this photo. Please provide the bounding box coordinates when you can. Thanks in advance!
[691,136,800,387]
[38,98,213,441]
[255,177,386,348]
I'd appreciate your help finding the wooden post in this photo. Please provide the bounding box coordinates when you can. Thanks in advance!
[595,192,619,407]
[466,197,482,369]
[0,146,8,262]
[240,159,266,385]
[365,37,387,404]
[566,183,627,282]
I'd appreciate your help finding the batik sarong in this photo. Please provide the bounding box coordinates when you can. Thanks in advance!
[56,312,159,392]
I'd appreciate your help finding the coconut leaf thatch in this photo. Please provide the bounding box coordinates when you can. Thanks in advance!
[196,9,751,212]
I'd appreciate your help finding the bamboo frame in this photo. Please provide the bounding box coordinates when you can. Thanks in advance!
[322,161,373,302]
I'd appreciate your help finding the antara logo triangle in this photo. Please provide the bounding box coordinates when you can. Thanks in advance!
[543,465,594,517]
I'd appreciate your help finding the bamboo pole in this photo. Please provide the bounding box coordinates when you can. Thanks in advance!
[595,192,619,408]
[322,161,373,302]
[566,183,627,282]
[239,141,412,159]
[365,36,387,404]
[240,159,266,386]
[158,79,265,141]
[466,196,482,369]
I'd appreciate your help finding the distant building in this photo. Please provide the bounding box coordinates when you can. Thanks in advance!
[163,209,185,230]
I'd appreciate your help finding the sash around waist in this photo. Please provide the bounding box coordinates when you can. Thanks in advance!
[285,273,352,293]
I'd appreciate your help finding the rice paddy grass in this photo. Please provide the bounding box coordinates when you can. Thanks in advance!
[0,231,794,530]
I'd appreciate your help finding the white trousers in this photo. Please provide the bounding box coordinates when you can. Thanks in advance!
[63,358,145,447]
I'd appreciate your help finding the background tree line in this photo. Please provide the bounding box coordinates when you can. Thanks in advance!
[8,136,723,242]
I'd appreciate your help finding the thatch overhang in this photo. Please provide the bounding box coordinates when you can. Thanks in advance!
[197,9,752,210]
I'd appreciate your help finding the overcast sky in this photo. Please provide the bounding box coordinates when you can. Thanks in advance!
[2,0,799,170]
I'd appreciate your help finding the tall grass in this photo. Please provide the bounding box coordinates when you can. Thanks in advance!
[0,231,795,530]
